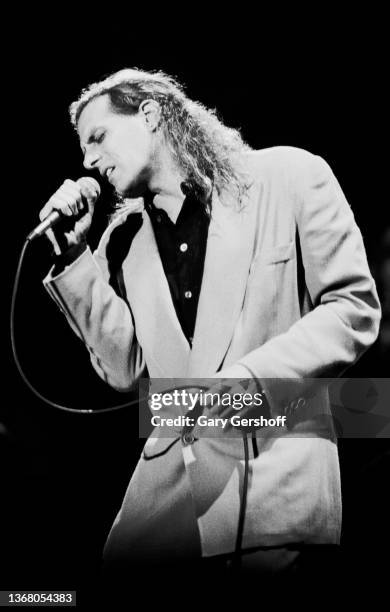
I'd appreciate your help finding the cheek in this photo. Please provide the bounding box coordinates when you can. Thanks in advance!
[120,138,146,164]
[115,127,152,174]
[130,126,153,159]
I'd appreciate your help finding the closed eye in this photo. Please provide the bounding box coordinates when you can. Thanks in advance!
[80,129,106,155]
[94,131,105,144]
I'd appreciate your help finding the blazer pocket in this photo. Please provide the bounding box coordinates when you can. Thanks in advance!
[263,241,295,264]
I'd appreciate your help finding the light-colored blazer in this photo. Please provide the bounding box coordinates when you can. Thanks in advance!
[44,147,381,556]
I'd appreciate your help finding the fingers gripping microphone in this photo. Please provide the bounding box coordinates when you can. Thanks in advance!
[27,177,101,241]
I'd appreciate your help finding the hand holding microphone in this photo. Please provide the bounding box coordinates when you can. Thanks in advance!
[31,177,101,258]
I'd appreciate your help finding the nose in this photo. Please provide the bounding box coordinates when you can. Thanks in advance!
[83,148,100,170]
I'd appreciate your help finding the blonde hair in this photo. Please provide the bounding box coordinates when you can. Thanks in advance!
[70,68,252,208]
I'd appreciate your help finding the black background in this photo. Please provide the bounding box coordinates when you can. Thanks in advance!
[2,14,389,606]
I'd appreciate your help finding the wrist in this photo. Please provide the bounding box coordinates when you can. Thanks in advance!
[52,241,88,274]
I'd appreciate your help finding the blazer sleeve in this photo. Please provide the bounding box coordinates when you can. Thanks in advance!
[236,152,381,408]
[43,245,146,392]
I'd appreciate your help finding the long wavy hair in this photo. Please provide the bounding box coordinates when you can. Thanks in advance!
[70,68,252,210]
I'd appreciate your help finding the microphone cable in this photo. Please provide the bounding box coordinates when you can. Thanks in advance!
[231,431,250,570]
[10,238,141,414]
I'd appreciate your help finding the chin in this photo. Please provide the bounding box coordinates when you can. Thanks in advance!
[114,186,127,198]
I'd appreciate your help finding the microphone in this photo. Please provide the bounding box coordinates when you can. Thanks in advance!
[27,177,101,242]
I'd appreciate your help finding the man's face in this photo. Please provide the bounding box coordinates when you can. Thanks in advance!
[77,94,155,196]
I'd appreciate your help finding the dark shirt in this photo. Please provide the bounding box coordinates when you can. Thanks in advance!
[145,189,210,346]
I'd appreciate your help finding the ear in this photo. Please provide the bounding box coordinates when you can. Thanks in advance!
[139,99,161,131]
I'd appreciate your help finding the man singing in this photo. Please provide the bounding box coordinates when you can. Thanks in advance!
[40,68,381,585]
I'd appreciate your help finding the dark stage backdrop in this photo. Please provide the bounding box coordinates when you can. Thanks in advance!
[3,19,389,606]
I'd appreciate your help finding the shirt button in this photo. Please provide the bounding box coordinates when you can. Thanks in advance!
[156,215,162,223]
[184,291,192,299]
[180,243,188,252]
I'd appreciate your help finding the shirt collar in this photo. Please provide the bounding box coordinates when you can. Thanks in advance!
[144,184,211,224]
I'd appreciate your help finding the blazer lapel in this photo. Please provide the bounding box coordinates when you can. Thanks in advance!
[187,187,258,377]
[123,210,190,378]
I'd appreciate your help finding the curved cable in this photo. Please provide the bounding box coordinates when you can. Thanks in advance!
[10,239,141,414]
[232,432,250,568]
